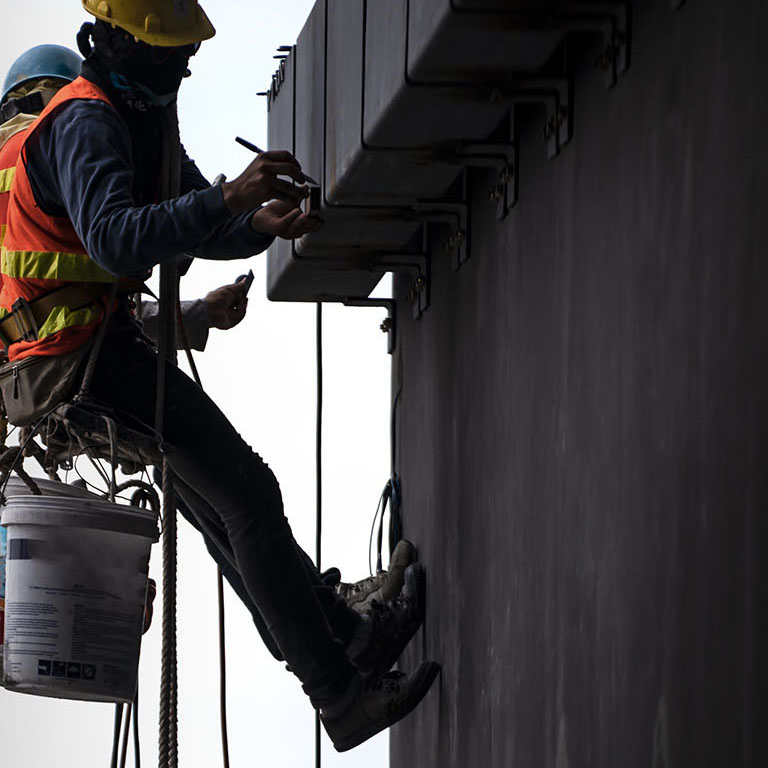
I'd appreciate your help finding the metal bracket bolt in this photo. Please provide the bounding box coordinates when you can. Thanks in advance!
[539,105,569,142]
[442,229,466,252]
[595,31,627,71]
[342,298,396,354]
[406,275,427,305]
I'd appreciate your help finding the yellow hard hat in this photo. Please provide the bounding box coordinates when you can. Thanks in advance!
[81,0,215,47]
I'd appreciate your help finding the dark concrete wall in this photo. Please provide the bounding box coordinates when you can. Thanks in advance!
[391,2,768,766]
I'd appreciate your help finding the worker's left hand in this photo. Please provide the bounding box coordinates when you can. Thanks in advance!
[204,282,249,330]
[250,199,323,240]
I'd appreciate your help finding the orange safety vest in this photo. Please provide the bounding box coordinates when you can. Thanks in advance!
[1,77,119,362]
[0,128,28,249]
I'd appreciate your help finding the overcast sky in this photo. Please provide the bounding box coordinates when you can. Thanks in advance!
[0,2,392,766]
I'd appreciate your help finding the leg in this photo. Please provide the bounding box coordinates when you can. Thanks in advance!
[89,331,353,703]
[173,476,361,660]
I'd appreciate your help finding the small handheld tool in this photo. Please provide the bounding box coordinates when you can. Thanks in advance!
[236,269,255,295]
[235,135,319,186]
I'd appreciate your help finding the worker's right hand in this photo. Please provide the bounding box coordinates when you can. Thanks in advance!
[221,150,309,214]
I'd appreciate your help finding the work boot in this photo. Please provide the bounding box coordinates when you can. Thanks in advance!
[321,662,440,752]
[347,563,426,675]
[336,539,416,615]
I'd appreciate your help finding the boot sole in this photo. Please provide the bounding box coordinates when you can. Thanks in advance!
[331,661,440,753]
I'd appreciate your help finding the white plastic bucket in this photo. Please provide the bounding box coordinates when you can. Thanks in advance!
[1,494,158,702]
[1,479,102,682]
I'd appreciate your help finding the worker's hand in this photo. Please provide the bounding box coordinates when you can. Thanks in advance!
[250,199,323,240]
[221,150,309,214]
[143,578,157,635]
[204,282,249,330]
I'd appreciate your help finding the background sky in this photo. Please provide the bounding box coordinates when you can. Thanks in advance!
[0,2,392,766]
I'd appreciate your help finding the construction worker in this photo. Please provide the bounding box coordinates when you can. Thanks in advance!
[0,44,251,354]
[0,42,417,669]
[1,1,438,752]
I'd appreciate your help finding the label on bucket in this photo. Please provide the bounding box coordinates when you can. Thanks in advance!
[3,526,150,703]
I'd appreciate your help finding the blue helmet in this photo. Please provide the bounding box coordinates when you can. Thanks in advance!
[1,44,82,105]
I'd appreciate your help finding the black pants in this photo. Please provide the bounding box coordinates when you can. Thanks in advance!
[171,476,359,661]
[89,326,356,704]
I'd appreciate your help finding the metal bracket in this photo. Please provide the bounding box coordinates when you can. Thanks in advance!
[562,2,631,89]
[435,129,518,220]
[461,141,518,220]
[265,47,292,110]
[498,76,572,159]
[373,253,429,319]
[410,203,467,272]
[407,173,469,271]
[341,298,396,354]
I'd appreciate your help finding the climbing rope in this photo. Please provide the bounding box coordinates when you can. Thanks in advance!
[156,104,182,768]
[175,291,232,768]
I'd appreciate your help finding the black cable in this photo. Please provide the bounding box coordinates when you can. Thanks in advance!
[217,569,231,768]
[133,689,142,768]
[119,703,132,768]
[315,302,323,571]
[315,302,322,768]
[111,704,124,768]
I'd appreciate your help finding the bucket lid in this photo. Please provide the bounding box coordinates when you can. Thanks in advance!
[3,476,101,500]
[0,495,159,541]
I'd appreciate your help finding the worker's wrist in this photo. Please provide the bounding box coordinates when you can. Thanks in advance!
[220,181,248,215]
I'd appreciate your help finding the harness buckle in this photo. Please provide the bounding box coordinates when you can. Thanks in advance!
[10,297,40,342]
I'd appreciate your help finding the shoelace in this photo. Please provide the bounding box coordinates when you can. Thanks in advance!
[363,671,404,695]
[337,572,387,597]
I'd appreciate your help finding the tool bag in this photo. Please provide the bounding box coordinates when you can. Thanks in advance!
[0,343,91,426]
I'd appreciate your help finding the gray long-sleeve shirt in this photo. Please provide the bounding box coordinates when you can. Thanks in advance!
[23,98,273,276]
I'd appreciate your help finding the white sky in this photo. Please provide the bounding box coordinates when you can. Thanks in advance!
[0,2,392,766]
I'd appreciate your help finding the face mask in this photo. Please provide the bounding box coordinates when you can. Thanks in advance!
[90,21,199,106]
[108,70,179,108]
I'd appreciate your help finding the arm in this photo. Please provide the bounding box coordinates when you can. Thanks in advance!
[25,100,277,275]
[139,298,210,351]
[139,280,249,351]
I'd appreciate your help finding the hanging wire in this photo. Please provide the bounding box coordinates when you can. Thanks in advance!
[217,570,231,768]
[315,302,323,768]
[133,689,142,768]
[119,702,133,768]
[111,705,124,768]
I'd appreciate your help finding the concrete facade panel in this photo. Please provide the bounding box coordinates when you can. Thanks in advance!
[391,1,768,765]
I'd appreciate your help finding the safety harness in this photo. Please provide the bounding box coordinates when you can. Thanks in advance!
[0,282,111,347]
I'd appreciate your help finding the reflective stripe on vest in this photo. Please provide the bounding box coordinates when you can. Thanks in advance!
[0,128,28,252]
[0,167,14,193]
[1,249,116,282]
[2,77,117,361]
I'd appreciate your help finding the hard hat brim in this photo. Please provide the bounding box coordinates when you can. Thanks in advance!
[82,1,216,47]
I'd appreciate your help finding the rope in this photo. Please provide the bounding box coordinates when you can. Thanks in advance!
[158,461,178,768]
[156,103,181,768]
[172,281,232,768]
[76,282,119,401]
[314,302,323,768]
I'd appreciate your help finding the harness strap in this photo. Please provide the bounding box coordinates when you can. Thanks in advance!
[0,92,45,124]
[0,278,150,347]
